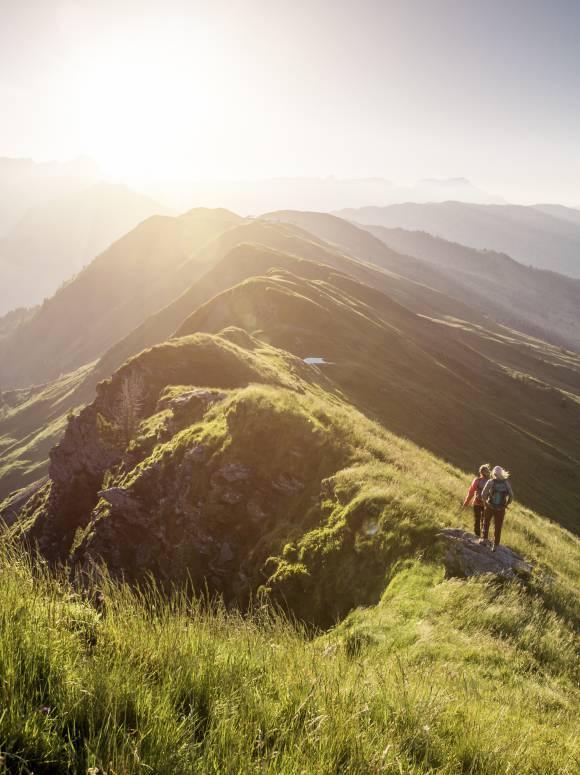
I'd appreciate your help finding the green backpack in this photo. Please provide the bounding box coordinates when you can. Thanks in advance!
[489,479,510,508]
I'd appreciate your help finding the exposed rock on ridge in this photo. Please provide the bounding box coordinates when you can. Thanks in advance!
[439,528,533,580]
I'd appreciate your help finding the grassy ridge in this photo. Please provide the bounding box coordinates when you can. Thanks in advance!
[174,269,580,533]
[0,363,94,500]
[2,389,579,773]
[0,528,578,774]
[2,250,579,772]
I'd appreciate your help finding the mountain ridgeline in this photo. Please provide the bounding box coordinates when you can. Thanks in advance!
[337,200,580,278]
[2,208,579,537]
[0,182,165,314]
[1,200,580,773]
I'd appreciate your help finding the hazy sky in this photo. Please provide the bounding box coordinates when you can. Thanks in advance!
[1,0,579,203]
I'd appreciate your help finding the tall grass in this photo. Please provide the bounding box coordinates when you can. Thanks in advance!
[1,538,578,774]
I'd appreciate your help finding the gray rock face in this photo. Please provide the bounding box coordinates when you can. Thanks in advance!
[184,444,205,463]
[272,473,303,495]
[49,405,119,487]
[161,388,228,415]
[218,541,234,564]
[97,487,135,509]
[439,528,533,580]
[246,500,266,522]
[217,462,252,483]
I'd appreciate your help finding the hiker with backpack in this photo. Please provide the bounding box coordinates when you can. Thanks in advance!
[481,466,513,551]
[462,464,491,538]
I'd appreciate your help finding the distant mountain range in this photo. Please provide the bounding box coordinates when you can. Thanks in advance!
[336,201,580,278]
[0,157,513,316]
[2,204,580,391]
[0,182,165,313]
[0,156,100,236]
[359,222,580,352]
[263,210,580,352]
[144,175,504,216]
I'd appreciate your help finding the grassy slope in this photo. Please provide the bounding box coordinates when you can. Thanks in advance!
[264,210,580,352]
[86,220,355,387]
[0,224,471,503]
[1,392,578,773]
[360,223,580,352]
[0,363,94,500]
[0,222,357,497]
[176,269,580,532]
[0,208,243,388]
[7,211,578,521]
[2,258,580,772]
[261,211,543,336]
[3,245,579,533]
[88,216,503,398]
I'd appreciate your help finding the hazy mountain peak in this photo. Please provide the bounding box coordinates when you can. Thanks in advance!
[178,206,243,221]
[418,176,473,186]
[337,200,580,277]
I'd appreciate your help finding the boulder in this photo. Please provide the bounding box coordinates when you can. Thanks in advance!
[98,487,135,509]
[216,462,252,483]
[439,528,533,580]
[164,388,227,414]
[272,473,303,495]
[218,541,235,564]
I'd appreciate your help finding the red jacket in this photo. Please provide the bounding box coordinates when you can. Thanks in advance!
[463,476,490,507]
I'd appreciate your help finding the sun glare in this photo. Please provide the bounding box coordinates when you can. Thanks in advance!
[69,32,227,181]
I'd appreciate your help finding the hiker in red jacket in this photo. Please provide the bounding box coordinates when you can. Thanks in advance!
[463,464,491,538]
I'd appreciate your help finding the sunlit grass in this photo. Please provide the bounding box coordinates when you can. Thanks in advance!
[1,533,578,774]
[2,335,579,773]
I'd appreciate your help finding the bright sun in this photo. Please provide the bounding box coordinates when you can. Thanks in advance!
[69,31,230,181]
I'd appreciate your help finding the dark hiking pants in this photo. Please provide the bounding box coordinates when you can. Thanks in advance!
[473,505,484,537]
[483,506,505,546]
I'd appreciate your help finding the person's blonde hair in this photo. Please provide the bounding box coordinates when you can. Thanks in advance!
[492,465,509,479]
[479,463,491,476]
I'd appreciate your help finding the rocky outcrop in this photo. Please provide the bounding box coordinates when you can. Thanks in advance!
[7,332,336,606]
[4,328,442,626]
[17,334,283,562]
[439,528,533,580]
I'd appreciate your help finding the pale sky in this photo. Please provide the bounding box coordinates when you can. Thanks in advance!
[1,0,579,204]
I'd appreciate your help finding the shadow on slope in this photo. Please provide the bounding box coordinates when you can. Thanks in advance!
[177,269,580,532]
[263,209,580,353]
[0,363,95,500]
[359,223,580,352]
